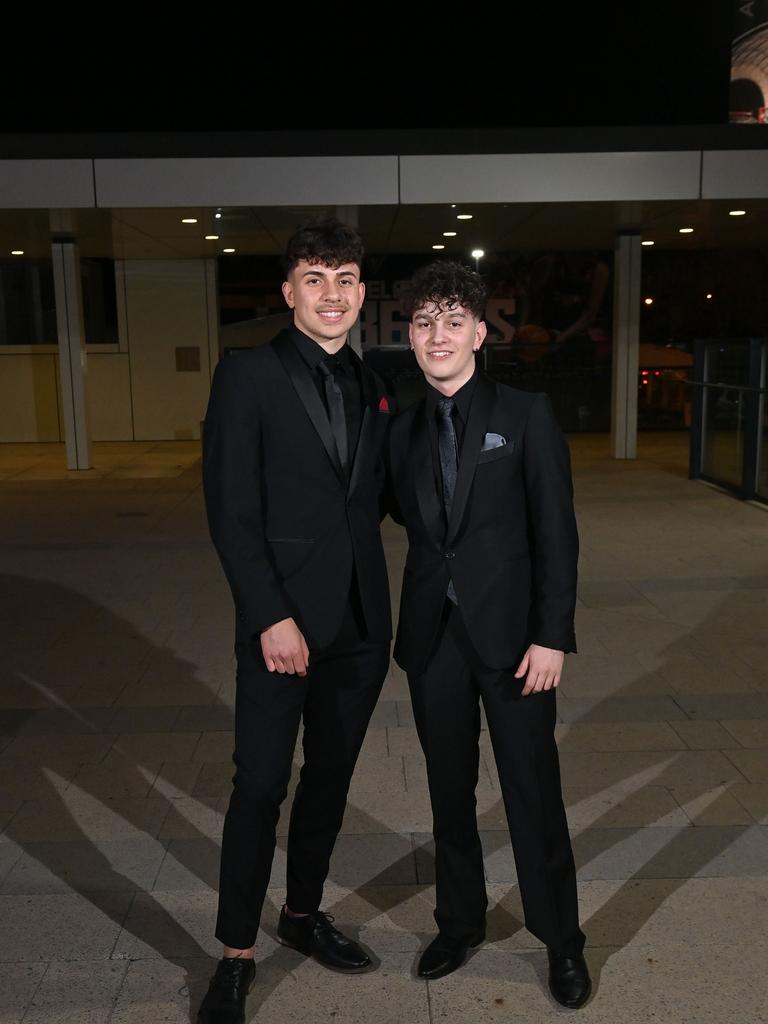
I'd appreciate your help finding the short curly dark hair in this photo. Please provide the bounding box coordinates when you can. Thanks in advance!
[283,218,364,276]
[401,261,487,320]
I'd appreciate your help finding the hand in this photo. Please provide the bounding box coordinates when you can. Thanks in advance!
[260,618,310,676]
[514,644,564,696]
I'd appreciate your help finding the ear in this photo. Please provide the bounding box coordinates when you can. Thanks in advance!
[281,279,294,309]
[473,320,487,352]
[358,281,366,305]
[408,320,415,350]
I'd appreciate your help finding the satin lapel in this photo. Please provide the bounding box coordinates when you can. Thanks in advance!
[411,402,444,546]
[273,332,344,482]
[446,374,496,545]
[348,352,377,495]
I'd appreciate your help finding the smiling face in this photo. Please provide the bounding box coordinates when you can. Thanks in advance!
[409,301,487,394]
[282,260,365,351]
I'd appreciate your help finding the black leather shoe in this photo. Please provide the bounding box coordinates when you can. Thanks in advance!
[277,907,372,972]
[197,956,255,1024]
[547,949,592,1008]
[416,929,485,980]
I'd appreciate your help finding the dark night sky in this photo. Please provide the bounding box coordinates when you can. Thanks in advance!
[3,4,733,133]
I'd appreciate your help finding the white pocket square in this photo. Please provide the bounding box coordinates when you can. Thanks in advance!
[481,432,507,451]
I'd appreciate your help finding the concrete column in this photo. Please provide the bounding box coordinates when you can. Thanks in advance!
[52,239,91,469]
[611,233,641,459]
[336,205,362,356]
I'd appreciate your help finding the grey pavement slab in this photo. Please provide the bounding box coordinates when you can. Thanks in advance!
[0,893,133,961]
[0,963,48,1024]
[21,960,128,1024]
[668,719,737,749]
[111,891,222,959]
[557,749,749,788]
[720,719,768,747]
[556,696,688,722]
[730,782,768,823]
[4,796,169,842]
[171,705,234,732]
[674,694,768,720]
[0,837,168,895]
[722,747,768,783]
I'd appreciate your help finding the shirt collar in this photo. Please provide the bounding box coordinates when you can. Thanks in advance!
[426,368,478,423]
[289,326,353,375]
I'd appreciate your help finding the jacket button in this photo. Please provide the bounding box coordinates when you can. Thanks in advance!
[445,551,455,559]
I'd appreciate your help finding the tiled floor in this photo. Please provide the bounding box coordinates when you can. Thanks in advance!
[0,434,766,1022]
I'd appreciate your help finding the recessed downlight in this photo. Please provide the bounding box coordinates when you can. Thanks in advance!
[11,249,24,255]
[181,218,198,224]
[432,244,445,250]
[729,210,746,216]
[205,235,219,240]
[443,231,457,237]
[456,214,473,220]
[222,248,236,253]
[641,240,655,246]
[679,227,694,234]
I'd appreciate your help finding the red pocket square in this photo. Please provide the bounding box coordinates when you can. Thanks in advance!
[378,396,390,412]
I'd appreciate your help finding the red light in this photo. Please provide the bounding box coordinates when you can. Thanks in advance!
[654,370,661,376]
[641,370,649,376]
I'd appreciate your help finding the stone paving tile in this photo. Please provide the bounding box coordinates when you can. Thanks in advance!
[4,796,169,843]
[722,748,768,783]
[21,960,128,1023]
[157,797,227,839]
[109,957,214,1024]
[556,696,687,722]
[555,722,685,752]
[2,766,76,802]
[111,892,223,959]
[730,782,768,824]
[107,732,201,766]
[0,893,133,961]
[667,784,755,826]
[557,749,748,788]
[0,734,116,766]
[668,719,736,749]
[171,706,234,733]
[720,719,768,748]
[0,963,48,1024]
[562,786,689,829]
[0,837,168,895]
[674,694,768,720]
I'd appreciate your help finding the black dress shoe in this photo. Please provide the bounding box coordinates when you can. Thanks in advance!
[416,929,485,980]
[197,956,255,1024]
[547,949,592,1008]
[277,907,372,972]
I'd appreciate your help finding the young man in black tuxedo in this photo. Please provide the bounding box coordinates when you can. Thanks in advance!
[198,220,393,1023]
[385,261,591,1009]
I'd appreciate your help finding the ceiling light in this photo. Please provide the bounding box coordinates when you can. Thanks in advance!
[706,293,713,300]
[729,209,746,216]
[182,218,198,224]
[471,249,485,259]
[451,204,457,208]
[223,248,236,253]
[215,212,222,219]
[443,231,457,237]
[457,214,473,220]
[205,234,219,240]
[641,240,655,246]
[432,244,445,250]
[679,227,694,234]
[11,249,24,255]
[644,297,654,305]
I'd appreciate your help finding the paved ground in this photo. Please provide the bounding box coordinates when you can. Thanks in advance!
[0,434,766,1023]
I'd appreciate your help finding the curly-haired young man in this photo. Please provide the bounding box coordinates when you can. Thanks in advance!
[198,220,393,1023]
[385,260,591,1009]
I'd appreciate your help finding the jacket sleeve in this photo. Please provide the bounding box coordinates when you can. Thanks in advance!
[522,392,579,653]
[202,353,293,637]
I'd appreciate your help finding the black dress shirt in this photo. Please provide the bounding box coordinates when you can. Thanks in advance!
[290,326,364,465]
[425,370,477,500]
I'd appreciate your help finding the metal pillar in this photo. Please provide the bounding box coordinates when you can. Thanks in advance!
[611,233,641,459]
[336,205,362,356]
[52,239,91,470]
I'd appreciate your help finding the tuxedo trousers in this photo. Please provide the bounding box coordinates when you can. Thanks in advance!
[407,603,585,957]
[215,599,389,949]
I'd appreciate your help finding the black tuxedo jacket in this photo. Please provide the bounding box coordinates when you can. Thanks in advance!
[203,330,393,649]
[386,372,578,675]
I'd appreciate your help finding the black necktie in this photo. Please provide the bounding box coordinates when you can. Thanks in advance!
[436,396,459,604]
[318,359,348,473]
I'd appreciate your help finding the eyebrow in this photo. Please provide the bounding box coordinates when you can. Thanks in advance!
[301,268,359,280]
[414,309,467,319]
